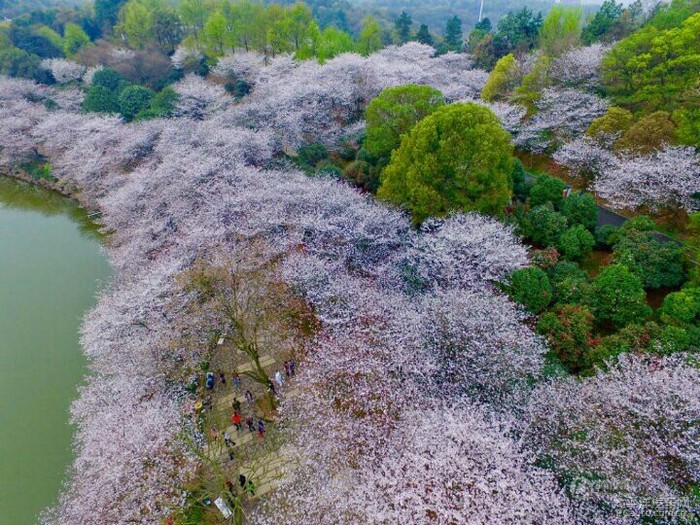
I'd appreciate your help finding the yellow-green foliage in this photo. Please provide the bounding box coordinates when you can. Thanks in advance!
[586,106,634,146]
[481,53,519,102]
[378,102,514,224]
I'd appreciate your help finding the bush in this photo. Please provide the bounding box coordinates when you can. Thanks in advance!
[537,304,596,373]
[561,192,598,231]
[549,261,593,306]
[297,143,329,170]
[137,87,178,119]
[510,159,531,201]
[558,225,595,261]
[529,174,567,208]
[591,264,651,328]
[119,85,155,121]
[518,204,568,247]
[378,102,513,224]
[507,267,553,314]
[612,229,686,289]
[82,85,119,113]
[659,287,700,326]
[594,224,620,249]
[91,68,125,92]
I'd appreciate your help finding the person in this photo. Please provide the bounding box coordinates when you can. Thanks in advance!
[238,474,247,488]
[245,416,255,433]
[224,432,235,448]
[257,419,265,438]
[274,370,284,387]
[219,372,226,385]
[245,390,254,407]
[232,411,242,432]
[233,375,241,389]
[284,360,291,378]
[210,427,219,441]
[232,398,242,413]
[267,380,276,396]
[247,480,256,496]
[290,359,296,376]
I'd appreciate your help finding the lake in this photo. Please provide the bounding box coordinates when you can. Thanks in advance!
[0,177,110,524]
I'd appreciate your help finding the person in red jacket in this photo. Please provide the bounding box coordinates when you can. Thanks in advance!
[231,411,242,432]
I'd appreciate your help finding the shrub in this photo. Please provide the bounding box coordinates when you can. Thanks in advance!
[82,85,119,113]
[518,204,568,247]
[591,264,651,328]
[507,267,553,314]
[119,85,155,121]
[537,304,596,373]
[561,192,598,231]
[594,224,620,249]
[558,225,595,261]
[612,229,685,289]
[529,174,567,208]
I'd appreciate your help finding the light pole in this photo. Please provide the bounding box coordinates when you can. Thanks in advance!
[478,0,485,22]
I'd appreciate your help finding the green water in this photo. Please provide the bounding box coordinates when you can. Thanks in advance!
[0,177,110,524]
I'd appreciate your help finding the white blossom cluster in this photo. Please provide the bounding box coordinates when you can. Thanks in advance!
[515,87,608,153]
[40,59,86,84]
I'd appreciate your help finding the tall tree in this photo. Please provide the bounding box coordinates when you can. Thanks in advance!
[378,103,514,223]
[357,16,382,56]
[443,15,463,52]
[415,24,433,46]
[394,10,412,44]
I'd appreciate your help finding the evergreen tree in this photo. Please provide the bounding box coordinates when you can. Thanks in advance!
[444,16,463,52]
[394,11,412,44]
[416,24,433,46]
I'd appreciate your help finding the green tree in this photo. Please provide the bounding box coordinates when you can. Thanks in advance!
[513,53,551,114]
[612,228,686,290]
[659,287,700,325]
[603,12,700,113]
[179,0,209,42]
[119,84,155,121]
[558,225,595,261]
[539,5,582,56]
[614,111,677,154]
[481,53,519,102]
[591,264,651,328]
[118,0,153,49]
[91,68,125,92]
[443,15,463,52]
[529,174,567,208]
[315,26,354,63]
[581,0,623,44]
[394,10,412,44]
[507,267,553,314]
[82,85,120,113]
[537,304,595,373]
[151,6,181,53]
[377,102,514,224]
[95,0,128,32]
[496,7,542,54]
[357,16,382,56]
[63,23,91,57]
[137,86,178,119]
[0,47,41,80]
[415,24,433,46]
[673,108,700,146]
[518,205,568,247]
[561,192,598,231]
[364,85,445,163]
[586,106,634,146]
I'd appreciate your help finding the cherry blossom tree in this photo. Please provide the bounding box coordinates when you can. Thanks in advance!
[40,59,86,84]
[525,354,700,524]
[594,146,700,212]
